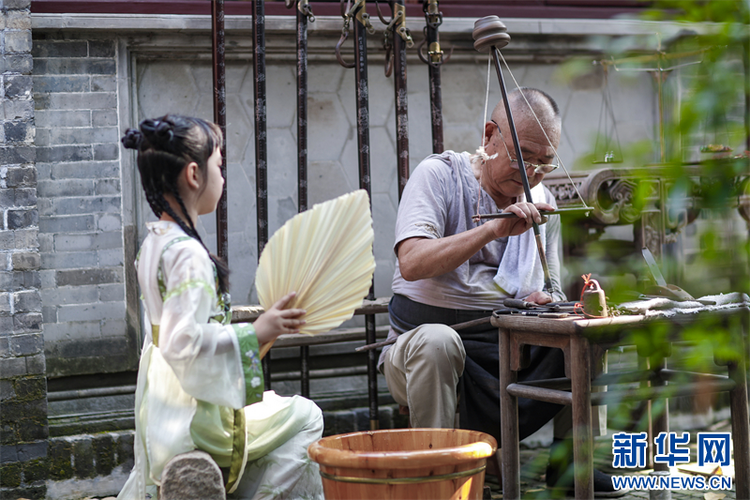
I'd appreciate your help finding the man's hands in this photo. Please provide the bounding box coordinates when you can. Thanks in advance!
[398,201,554,282]
[253,292,307,344]
[485,201,554,239]
[524,291,553,305]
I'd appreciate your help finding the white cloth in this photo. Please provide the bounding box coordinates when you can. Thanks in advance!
[493,183,549,299]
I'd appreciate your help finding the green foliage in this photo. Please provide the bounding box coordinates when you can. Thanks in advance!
[556,0,750,432]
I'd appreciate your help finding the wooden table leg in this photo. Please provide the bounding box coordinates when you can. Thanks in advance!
[500,327,520,500]
[570,335,594,499]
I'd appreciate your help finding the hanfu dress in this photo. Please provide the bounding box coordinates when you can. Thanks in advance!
[117,221,324,500]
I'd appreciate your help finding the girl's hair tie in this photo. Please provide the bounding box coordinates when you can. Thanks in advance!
[121,128,143,150]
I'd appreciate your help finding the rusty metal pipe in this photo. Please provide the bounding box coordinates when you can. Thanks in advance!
[391,0,409,200]
[253,0,272,389]
[211,0,228,262]
[351,1,379,431]
[423,0,444,154]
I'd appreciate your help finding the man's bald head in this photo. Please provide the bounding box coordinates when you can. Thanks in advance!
[490,87,561,146]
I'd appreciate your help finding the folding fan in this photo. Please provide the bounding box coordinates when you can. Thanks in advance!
[255,189,375,358]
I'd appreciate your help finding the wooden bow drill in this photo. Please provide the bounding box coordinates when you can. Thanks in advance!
[472,16,554,293]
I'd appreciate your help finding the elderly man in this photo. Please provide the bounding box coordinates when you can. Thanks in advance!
[379,87,622,497]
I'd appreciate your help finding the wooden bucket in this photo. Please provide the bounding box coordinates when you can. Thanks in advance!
[307,428,497,500]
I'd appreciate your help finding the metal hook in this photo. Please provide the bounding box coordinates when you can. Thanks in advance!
[335,29,355,69]
[286,0,315,22]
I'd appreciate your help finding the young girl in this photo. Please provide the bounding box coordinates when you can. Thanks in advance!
[118,115,324,500]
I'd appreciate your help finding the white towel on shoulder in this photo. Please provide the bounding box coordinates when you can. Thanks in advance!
[493,183,546,299]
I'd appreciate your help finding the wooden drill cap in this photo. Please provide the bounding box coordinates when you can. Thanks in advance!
[472,16,510,52]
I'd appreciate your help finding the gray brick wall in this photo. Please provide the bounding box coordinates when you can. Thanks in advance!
[32,34,137,378]
[0,2,48,499]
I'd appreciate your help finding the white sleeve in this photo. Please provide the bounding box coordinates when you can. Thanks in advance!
[157,241,246,409]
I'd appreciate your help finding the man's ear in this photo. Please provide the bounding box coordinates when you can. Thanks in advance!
[184,161,201,190]
[483,121,495,146]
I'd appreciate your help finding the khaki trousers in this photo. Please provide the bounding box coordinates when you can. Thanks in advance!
[382,323,605,437]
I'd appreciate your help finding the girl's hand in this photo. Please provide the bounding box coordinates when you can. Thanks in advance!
[253,292,307,344]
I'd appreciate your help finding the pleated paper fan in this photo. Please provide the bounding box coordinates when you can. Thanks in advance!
[255,189,375,356]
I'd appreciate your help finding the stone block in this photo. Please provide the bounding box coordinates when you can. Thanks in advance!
[7,210,37,230]
[37,179,94,198]
[3,99,34,122]
[41,285,97,307]
[34,110,89,128]
[92,434,115,476]
[57,301,125,323]
[0,355,25,380]
[92,109,117,128]
[97,248,124,267]
[51,160,118,180]
[93,143,119,161]
[72,439,94,478]
[41,250,97,270]
[22,457,48,483]
[100,318,126,336]
[12,228,38,250]
[0,319,14,340]
[0,445,18,464]
[0,293,10,315]
[0,145,34,165]
[12,291,41,314]
[37,233,52,252]
[55,267,120,287]
[5,31,32,54]
[47,126,118,146]
[41,306,56,323]
[16,441,47,462]
[0,485,47,499]
[14,188,36,208]
[0,191,14,209]
[0,461,22,487]
[31,40,87,58]
[4,120,34,143]
[13,312,42,333]
[3,75,32,100]
[39,195,120,217]
[116,432,134,469]
[5,11,31,30]
[160,450,225,500]
[47,438,73,480]
[17,418,48,442]
[39,215,95,233]
[91,75,116,92]
[35,145,92,163]
[88,40,115,58]
[32,75,89,94]
[33,57,115,76]
[9,333,43,357]
[42,321,99,343]
[12,376,45,401]
[95,213,120,232]
[94,178,120,196]
[40,92,116,111]
[0,381,15,401]
[98,284,124,303]
[5,166,35,188]
[25,353,45,375]
[11,251,41,270]
[1,54,33,75]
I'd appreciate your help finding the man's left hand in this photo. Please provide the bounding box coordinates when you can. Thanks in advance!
[525,291,552,305]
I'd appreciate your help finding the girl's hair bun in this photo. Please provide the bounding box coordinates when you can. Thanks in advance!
[121,128,143,150]
[141,118,175,147]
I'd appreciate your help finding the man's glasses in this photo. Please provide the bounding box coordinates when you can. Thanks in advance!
[491,120,559,175]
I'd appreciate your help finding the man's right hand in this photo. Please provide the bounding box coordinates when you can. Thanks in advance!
[397,201,553,282]
[486,201,554,238]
